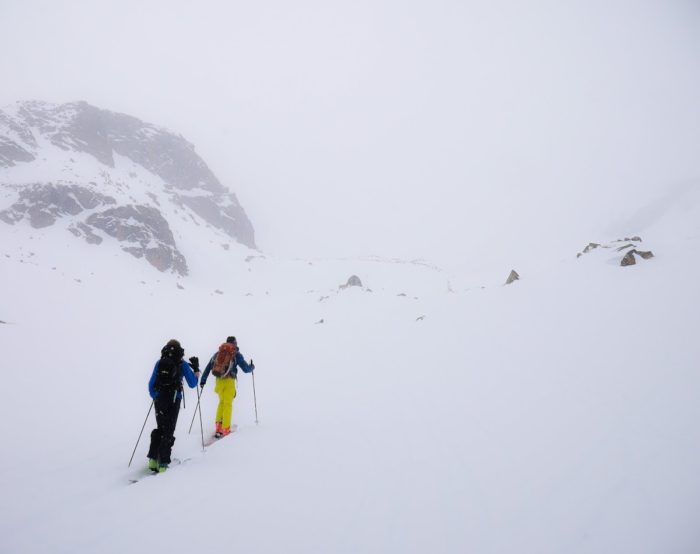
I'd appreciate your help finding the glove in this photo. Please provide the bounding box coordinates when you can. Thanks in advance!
[188,356,200,371]
[200,380,206,388]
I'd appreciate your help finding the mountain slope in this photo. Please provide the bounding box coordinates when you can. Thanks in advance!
[0,184,699,553]
[0,100,256,275]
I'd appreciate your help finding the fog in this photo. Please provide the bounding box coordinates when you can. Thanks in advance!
[1,0,699,268]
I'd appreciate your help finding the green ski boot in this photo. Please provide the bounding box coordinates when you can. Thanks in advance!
[148,458,158,472]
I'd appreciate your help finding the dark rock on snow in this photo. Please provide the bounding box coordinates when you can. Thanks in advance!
[340,275,363,289]
[621,249,655,266]
[505,270,520,285]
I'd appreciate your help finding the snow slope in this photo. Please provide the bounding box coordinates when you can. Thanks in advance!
[1,185,700,553]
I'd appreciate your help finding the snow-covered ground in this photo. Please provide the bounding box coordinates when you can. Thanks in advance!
[1,184,700,553]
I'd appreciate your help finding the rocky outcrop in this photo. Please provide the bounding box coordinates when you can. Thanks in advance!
[0,181,189,274]
[0,183,116,227]
[577,236,653,267]
[0,111,37,167]
[177,193,254,250]
[621,249,654,267]
[68,222,103,245]
[505,270,520,285]
[340,275,363,289]
[86,205,188,275]
[620,250,636,266]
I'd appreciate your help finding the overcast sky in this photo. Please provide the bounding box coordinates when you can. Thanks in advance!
[1,0,699,269]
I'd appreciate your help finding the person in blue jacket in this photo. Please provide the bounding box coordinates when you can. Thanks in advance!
[200,336,254,438]
[146,339,200,472]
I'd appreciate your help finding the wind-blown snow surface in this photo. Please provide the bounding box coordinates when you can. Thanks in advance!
[1,188,700,553]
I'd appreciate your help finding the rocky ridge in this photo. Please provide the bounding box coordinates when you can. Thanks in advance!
[576,236,654,266]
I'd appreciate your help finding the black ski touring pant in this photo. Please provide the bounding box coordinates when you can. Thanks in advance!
[147,392,180,465]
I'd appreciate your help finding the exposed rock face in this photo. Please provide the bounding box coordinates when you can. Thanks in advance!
[0,100,257,275]
[0,183,116,228]
[86,205,188,274]
[0,110,37,166]
[68,222,103,245]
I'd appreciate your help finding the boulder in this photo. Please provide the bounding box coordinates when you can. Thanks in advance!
[346,275,362,287]
[621,249,654,266]
[620,251,636,266]
[339,275,363,289]
[505,270,520,285]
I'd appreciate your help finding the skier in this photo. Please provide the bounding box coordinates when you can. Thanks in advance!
[200,336,254,438]
[147,339,200,472]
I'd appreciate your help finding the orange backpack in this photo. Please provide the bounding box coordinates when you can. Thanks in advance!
[212,342,237,377]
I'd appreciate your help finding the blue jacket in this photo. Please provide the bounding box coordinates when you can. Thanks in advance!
[201,350,253,386]
[148,359,199,400]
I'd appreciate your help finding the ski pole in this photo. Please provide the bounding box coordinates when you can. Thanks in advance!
[128,400,154,468]
[197,386,205,451]
[251,361,259,425]
[188,386,203,434]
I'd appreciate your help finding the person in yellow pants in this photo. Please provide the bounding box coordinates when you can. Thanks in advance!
[214,376,236,432]
[200,336,255,438]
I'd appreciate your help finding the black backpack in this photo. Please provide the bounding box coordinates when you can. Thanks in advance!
[154,343,184,393]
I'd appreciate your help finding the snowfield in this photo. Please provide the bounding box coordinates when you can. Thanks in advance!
[1,184,699,554]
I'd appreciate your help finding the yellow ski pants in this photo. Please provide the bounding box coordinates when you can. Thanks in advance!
[214,377,237,429]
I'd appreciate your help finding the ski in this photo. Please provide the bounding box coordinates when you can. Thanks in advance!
[128,457,191,484]
[203,424,238,447]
